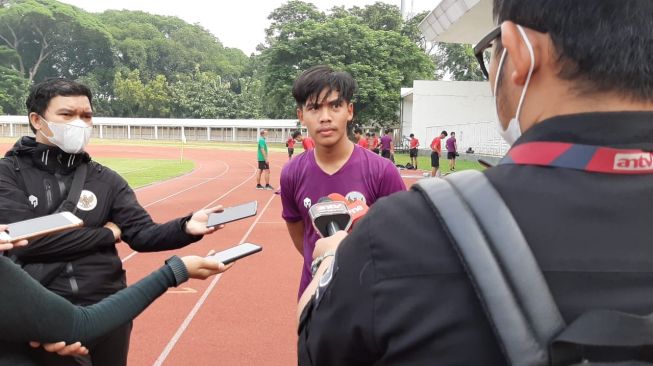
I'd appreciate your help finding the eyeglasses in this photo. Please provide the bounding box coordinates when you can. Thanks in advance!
[473,26,502,80]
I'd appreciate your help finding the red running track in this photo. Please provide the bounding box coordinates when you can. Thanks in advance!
[2,142,421,365]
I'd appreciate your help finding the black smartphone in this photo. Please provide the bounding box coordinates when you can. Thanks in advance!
[209,243,262,264]
[207,201,258,228]
[3,211,84,241]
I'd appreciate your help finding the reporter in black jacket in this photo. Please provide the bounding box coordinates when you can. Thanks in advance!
[0,79,225,366]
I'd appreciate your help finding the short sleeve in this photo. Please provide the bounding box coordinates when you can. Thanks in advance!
[280,164,301,222]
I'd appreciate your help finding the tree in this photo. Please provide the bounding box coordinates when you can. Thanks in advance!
[402,11,436,54]
[432,43,484,81]
[265,0,325,43]
[169,68,243,119]
[98,10,248,83]
[0,46,27,114]
[0,0,114,84]
[261,15,434,125]
[349,2,403,32]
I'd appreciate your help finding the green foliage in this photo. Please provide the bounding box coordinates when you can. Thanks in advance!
[260,3,434,126]
[98,10,248,83]
[170,69,236,119]
[0,0,114,84]
[349,2,403,32]
[113,69,171,118]
[0,47,27,114]
[433,43,485,81]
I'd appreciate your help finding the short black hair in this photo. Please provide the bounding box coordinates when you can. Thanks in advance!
[441,130,448,137]
[26,78,93,133]
[292,65,358,108]
[493,0,653,100]
[409,133,414,138]
[385,129,393,134]
[354,128,363,135]
[371,132,376,136]
[451,131,455,136]
[365,132,370,137]
[292,130,302,139]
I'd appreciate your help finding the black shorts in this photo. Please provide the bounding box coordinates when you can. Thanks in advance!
[431,152,440,168]
[288,148,294,156]
[409,148,418,158]
[381,150,391,159]
[258,161,270,170]
[372,148,380,154]
[447,152,457,160]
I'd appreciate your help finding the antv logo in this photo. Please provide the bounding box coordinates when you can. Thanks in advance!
[614,153,653,171]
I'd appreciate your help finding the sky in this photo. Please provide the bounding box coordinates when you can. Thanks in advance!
[58,0,437,55]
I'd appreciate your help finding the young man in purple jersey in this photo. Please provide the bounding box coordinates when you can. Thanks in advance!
[280,65,406,297]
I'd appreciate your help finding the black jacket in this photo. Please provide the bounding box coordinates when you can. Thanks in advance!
[0,137,201,305]
[299,112,653,365]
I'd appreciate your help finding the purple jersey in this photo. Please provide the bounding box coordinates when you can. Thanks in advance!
[446,137,457,152]
[380,135,392,151]
[280,145,406,297]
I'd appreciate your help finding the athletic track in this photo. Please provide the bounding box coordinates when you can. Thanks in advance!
[6,142,421,366]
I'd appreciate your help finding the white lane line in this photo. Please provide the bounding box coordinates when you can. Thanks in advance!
[153,193,277,366]
[200,164,257,209]
[133,160,216,192]
[143,164,231,209]
[121,163,257,263]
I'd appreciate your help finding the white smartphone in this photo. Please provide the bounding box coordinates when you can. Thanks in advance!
[207,201,258,228]
[4,212,84,241]
[209,243,262,264]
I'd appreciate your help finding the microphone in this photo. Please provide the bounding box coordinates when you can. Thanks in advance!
[345,199,369,229]
[325,193,370,230]
[309,198,352,237]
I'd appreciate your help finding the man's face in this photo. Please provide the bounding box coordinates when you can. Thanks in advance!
[31,95,93,141]
[297,89,353,148]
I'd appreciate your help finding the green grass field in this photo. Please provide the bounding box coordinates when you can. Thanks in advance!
[93,158,194,188]
[393,153,483,173]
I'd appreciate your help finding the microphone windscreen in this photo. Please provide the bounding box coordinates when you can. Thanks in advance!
[317,196,332,203]
[308,201,352,237]
[347,199,369,229]
[327,193,347,202]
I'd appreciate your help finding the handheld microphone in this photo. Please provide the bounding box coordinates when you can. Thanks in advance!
[309,198,352,237]
[345,199,369,228]
[325,193,370,231]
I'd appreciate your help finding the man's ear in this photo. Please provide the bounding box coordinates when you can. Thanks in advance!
[29,112,44,133]
[500,21,545,87]
[346,102,354,122]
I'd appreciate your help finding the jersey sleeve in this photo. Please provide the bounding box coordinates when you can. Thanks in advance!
[280,163,301,222]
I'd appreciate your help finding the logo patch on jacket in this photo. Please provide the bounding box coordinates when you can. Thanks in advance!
[77,190,97,211]
[28,195,38,208]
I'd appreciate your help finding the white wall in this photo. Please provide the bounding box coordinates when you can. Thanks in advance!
[401,80,509,156]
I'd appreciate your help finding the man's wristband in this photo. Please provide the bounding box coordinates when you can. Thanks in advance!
[310,250,335,277]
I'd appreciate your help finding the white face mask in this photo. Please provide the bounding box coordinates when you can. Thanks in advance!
[493,25,535,146]
[40,117,92,154]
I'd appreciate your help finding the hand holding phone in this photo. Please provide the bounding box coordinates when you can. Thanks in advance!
[207,201,258,228]
[208,243,262,264]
